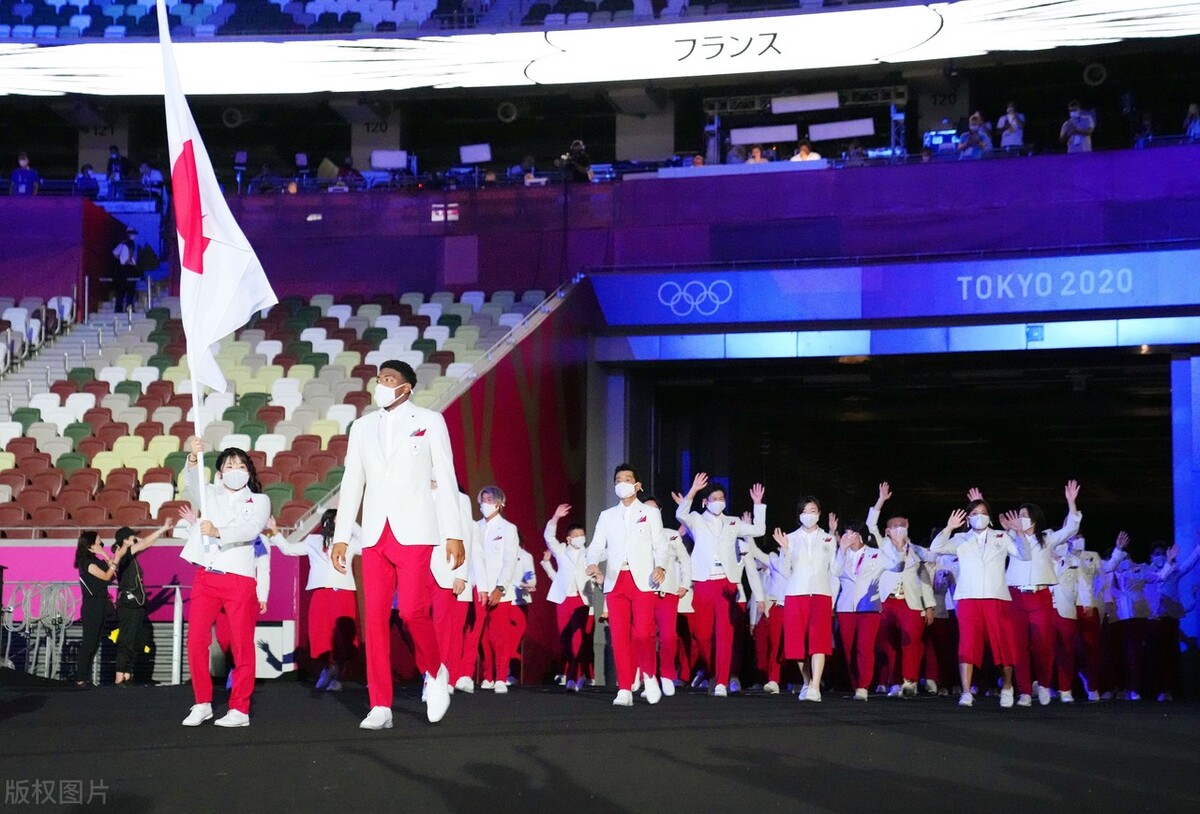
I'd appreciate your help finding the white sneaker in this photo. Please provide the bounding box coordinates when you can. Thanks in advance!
[325,679,342,692]
[480,680,495,690]
[924,679,938,695]
[359,706,393,730]
[555,674,566,686]
[315,666,334,691]
[214,709,250,728]
[1059,690,1074,704]
[565,679,577,692]
[182,703,213,727]
[1000,688,1015,708]
[806,688,822,703]
[712,683,728,697]
[427,666,451,723]
[798,683,810,700]
[661,679,675,697]
[1087,691,1100,702]
[644,676,662,705]
[631,670,642,693]
[854,688,869,701]
[1017,693,1032,707]
[763,681,780,694]
[729,678,742,693]
[493,682,508,695]
[901,680,918,698]
[454,676,475,694]
[1037,686,1052,706]
[612,690,634,707]
[887,684,902,698]
[958,692,974,707]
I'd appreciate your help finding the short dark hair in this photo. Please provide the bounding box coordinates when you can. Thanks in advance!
[701,485,725,501]
[566,523,585,535]
[379,359,417,386]
[966,498,991,517]
[796,495,821,516]
[843,518,872,545]
[1068,99,1081,108]
[613,462,638,482]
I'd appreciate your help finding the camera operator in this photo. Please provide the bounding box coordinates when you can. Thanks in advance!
[558,139,594,183]
[113,520,175,686]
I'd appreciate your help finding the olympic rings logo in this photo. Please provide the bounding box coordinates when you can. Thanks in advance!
[657,279,734,317]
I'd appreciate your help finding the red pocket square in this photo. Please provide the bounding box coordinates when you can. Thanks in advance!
[636,516,647,524]
[411,428,426,437]
[494,536,504,541]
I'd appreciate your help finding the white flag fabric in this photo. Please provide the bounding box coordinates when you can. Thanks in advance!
[157,0,277,393]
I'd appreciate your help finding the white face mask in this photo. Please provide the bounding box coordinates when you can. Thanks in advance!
[614,482,636,500]
[798,512,819,529]
[568,535,586,548]
[1019,516,1034,532]
[889,526,908,540]
[479,501,500,518]
[969,514,990,531]
[373,382,409,409]
[221,469,250,491]
[706,500,725,516]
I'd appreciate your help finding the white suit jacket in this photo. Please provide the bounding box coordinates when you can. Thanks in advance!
[513,548,537,606]
[1005,511,1082,587]
[181,466,272,578]
[472,514,521,602]
[430,492,477,603]
[930,527,1029,601]
[542,521,593,604]
[868,507,934,611]
[676,504,766,584]
[586,498,666,594]
[334,400,463,549]
[658,529,694,596]
[835,547,885,613]
[779,527,840,597]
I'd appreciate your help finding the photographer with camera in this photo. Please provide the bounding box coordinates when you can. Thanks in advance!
[558,139,593,183]
[112,519,175,687]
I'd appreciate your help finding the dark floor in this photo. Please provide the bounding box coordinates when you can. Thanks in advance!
[2,672,1199,814]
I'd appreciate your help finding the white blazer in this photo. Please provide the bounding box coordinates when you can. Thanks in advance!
[877,542,936,611]
[747,543,788,607]
[779,527,840,597]
[1006,511,1082,587]
[835,546,885,613]
[542,521,593,604]
[925,557,959,618]
[472,514,520,602]
[181,465,272,578]
[676,504,766,584]
[273,525,361,591]
[334,400,463,549]
[513,548,536,606]
[586,498,666,594]
[658,529,694,596]
[430,492,477,603]
[930,527,1030,601]
[1052,550,1094,619]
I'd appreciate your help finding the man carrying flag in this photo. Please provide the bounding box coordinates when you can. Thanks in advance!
[155,1,280,728]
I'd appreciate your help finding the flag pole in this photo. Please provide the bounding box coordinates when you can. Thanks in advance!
[188,364,209,525]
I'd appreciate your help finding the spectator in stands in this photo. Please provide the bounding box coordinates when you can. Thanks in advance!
[560,139,593,183]
[691,154,705,167]
[789,140,822,162]
[9,152,40,196]
[843,141,867,167]
[724,141,746,164]
[107,145,132,200]
[1185,103,1200,142]
[957,113,993,159]
[920,148,934,163]
[112,227,140,312]
[745,145,769,164]
[113,519,175,687]
[996,102,1025,150]
[74,164,100,198]
[1060,101,1095,153]
[140,161,165,197]
[74,531,128,687]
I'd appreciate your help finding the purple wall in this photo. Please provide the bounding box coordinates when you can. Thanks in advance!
[219,148,1200,294]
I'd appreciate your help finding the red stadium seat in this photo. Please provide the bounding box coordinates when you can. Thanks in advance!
[104,468,139,494]
[6,437,38,458]
[16,454,52,475]
[56,487,94,516]
[31,470,64,498]
[96,489,133,516]
[76,437,108,462]
[49,381,77,402]
[67,468,102,495]
[156,500,191,525]
[83,407,113,428]
[290,435,321,460]
[142,467,175,485]
[134,421,165,445]
[0,504,29,534]
[97,423,131,449]
[72,504,111,526]
[0,471,28,498]
[287,469,320,494]
[256,405,285,431]
[32,504,69,529]
[15,488,52,516]
[82,381,111,400]
[307,452,337,480]
[272,451,301,479]
[113,502,152,527]
[326,434,349,464]
[257,468,282,486]
[278,499,313,529]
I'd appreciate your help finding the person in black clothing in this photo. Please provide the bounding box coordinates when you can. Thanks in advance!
[73,164,100,199]
[558,139,593,183]
[112,519,175,687]
[106,145,132,200]
[74,531,127,687]
[111,227,140,312]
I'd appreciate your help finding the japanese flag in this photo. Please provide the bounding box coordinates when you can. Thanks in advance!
[156,1,277,393]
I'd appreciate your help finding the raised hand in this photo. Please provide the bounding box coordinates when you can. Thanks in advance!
[773,528,790,549]
[946,509,967,531]
[967,487,983,502]
[265,516,277,535]
[999,510,1021,532]
[1168,544,1180,563]
[838,531,853,550]
[189,436,204,458]
[178,504,197,525]
[1065,480,1081,506]
[689,472,708,495]
[542,549,552,563]
[552,503,571,520]
[670,491,686,506]
[749,483,765,504]
[828,513,839,536]
[740,511,752,524]
[1115,530,1131,550]
[878,482,892,503]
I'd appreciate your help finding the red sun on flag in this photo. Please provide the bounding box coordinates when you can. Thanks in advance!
[172,139,211,275]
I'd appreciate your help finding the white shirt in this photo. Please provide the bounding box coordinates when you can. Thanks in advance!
[472,513,520,602]
[274,529,360,591]
[835,546,884,612]
[779,526,840,597]
[180,466,272,580]
[1005,512,1082,588]
[542,521,592,603]
[930,527,1030,601]
[789,151,822,161]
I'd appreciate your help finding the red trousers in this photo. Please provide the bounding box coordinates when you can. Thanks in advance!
[1051,612,1077,692]
[957,598,1016,666]
[556,595,591,682]
[308,587,358,664]
[479,600,515,683]
[189,569,257,712]
[836,611,880,691]
[783,594,833,660]
[1075,607,1103,694]
[510,604,529,675]
[922,614,958,689]
[361,524,442,708]
[430,587,470,683]
[1007,589,1056,694]
[690,579,741,686]
[654,593,681,680]
[606,571,657,690]
[755,607,785,683]
[878,598,924,684]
